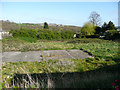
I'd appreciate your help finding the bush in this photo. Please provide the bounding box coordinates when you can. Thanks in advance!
[81,22,95,37]
[37,29,75,40]
[10,28,75,40]
[44,22,49,29]
[61,30,74,39]
[105,30,120,40]
[86,34,99,38]
[94,26,102,34]
[9,28,37,38]
[37,29,62,40]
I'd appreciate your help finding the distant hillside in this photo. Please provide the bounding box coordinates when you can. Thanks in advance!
[1,20,81,32]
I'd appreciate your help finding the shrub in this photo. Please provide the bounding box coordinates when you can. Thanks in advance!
[105,30,119,40]
[61,30,74,39]
[94,26,102,34]
[10,28,75,40]
[44,22,49,29]
[81,22,95,37]
[37,29,61,40]
[9,28,37,38]
[37,29,74,40]
[86,34,99,38]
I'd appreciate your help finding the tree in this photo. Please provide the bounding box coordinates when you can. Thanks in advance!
[81,22,95,37]
[105,30,119,40]
[102,21,117,32]
[95,26,102,34]
[107,21,117,30]
[89,11,101,26]
[101,21,118,39]
[44,22,49,29]
[102,22,108,32]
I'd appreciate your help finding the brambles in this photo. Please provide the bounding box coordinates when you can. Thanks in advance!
[10,28,75,40]
[9,28,37,38]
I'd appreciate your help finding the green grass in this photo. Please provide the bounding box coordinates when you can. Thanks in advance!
[2,37,37,43]
[2,38,119,62]
[2,38,120,88]
[2,59,120,88]
[80,43,119,62]
[2,58,117,75]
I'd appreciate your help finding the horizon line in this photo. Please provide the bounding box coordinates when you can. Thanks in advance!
[1,19,83,27]
[1,19,119,27]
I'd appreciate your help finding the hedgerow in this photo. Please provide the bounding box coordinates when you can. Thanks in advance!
[9,28,75,40]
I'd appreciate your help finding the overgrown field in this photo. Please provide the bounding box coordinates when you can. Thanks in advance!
[2,59,120,88]
[2,38,120,88]
[2,37,120,62]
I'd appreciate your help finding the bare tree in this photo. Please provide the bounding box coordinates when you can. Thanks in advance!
[89,11,101,26]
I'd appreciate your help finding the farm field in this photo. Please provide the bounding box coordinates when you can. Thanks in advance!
[1,38,120,88]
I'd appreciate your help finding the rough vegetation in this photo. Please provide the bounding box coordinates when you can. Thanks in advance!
[2,38,120,88]
[1,19,120,88]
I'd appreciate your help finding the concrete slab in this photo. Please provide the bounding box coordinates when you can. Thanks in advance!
[2,50,93,62]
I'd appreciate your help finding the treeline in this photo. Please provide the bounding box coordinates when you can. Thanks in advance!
[2,20,120,41]
[9,28,75,40]
[98,21,119,40]
[77,21,120,40]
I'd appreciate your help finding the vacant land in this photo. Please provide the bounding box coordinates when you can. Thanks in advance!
[2,38,120,88]
[2,50,93,62]
[2,38,119,62]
